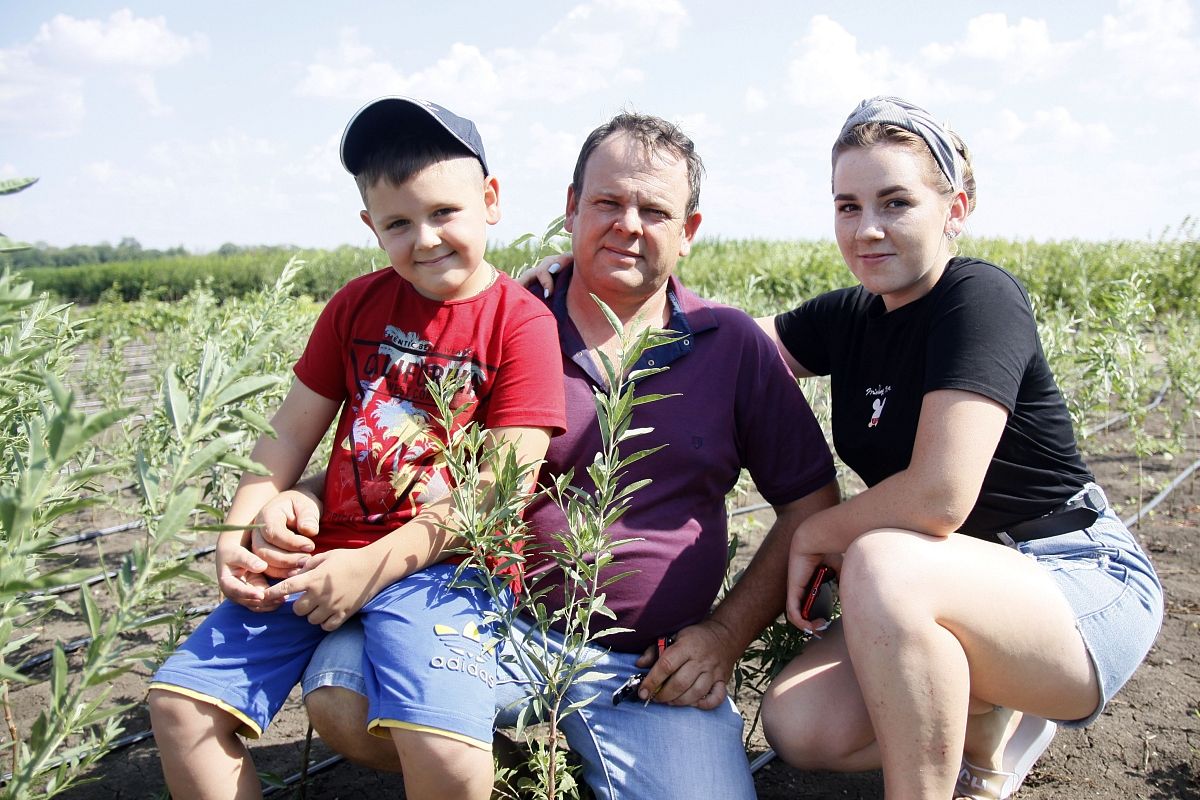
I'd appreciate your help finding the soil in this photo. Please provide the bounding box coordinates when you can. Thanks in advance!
[7,413,1198,799]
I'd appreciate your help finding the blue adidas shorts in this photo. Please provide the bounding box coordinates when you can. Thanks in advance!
[150,563,507,748]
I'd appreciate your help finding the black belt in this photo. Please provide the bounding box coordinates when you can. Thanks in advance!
[1000,485,1106,544]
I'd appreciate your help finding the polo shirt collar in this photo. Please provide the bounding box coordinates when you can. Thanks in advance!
[548,268,719,387]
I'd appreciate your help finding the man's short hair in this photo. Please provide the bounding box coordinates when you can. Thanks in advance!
[572,112,705,218]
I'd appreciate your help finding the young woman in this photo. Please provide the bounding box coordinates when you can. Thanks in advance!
[757,96,1163,800]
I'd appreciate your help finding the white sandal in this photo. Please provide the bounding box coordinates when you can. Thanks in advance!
[956,713,1057,799]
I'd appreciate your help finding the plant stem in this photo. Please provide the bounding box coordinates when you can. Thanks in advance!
[2,679,18,776]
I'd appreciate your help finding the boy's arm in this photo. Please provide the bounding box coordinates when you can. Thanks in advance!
[218,380,340,608]
[261,425,552,631]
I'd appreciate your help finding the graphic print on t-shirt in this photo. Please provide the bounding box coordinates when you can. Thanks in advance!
[866,384,891,429]
[324,323,489,529]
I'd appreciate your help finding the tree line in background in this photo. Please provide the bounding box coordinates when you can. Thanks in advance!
[0,239,275,270]
[4,222,1197,317]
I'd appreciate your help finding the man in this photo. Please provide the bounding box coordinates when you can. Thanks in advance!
[253,112,838,799]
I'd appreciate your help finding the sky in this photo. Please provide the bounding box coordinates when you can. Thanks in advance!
[2,1,1198,252]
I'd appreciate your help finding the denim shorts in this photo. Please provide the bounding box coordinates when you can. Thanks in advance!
[154,563,505,747]
[1012,484,1163,727]
[305,613,757,800]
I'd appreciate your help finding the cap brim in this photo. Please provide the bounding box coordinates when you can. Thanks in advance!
[340,96,488,175]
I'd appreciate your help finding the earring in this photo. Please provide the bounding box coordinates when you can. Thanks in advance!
[945,230,958,241]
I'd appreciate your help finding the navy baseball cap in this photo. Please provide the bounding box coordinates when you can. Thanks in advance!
[339,96,489,176]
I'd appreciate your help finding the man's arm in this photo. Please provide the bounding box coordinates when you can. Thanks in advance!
[636,479,840,708]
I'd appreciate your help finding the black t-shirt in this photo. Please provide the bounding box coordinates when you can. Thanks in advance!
[775,256,1092,537]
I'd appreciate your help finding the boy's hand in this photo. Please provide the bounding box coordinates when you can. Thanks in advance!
[252,488,323,578]
[216,543,284,612]
[261,549,378,631]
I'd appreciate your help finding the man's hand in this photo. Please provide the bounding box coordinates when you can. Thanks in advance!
[252,488,323,578]
[633,620,741,710]
[516,253,571,298]
[261,549,380,632]
[216,543,283,612]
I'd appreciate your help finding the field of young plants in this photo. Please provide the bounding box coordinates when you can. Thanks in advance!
[2,227,1197,799]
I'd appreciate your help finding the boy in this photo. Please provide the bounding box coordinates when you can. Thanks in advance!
[148,97,566,800]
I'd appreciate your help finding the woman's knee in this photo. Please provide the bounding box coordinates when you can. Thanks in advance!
[762,688,867,770]
[840,528,941,618]
[761,654,873,770]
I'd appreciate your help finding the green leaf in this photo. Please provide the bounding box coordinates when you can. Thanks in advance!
[212,375,279,409]
[219,451,270,476]
[80,584,102,638]
[174,437,232,484]
[227,406,274,433]
[164,367,191,437]
[0,176,38,195]
[147,560,208,587]
[50,645,68,708]
[563,691,602,716]
[630,391,680,406]
[616,425,654,443]
[152,486,201,542]
[136,451,161,509]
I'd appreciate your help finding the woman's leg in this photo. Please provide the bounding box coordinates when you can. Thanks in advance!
[761,623,878,771]
[838,529,1099,800]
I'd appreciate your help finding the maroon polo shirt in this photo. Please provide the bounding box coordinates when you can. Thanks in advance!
[522,268,835,652]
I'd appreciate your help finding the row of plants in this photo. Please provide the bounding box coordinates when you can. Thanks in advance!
[14,221,1198,314]
[0,260,312,798]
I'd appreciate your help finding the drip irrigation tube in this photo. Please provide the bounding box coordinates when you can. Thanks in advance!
[1082,380,1170,439]
[262,755,346,796]
[34,545,216,598]
[52,519,145,549]
[16,605,216,675]
[1122,456,1200,529]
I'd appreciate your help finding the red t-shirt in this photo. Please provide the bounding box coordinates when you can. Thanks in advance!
[293,268,566,554]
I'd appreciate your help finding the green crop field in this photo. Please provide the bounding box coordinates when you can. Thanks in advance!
[1,225,1197,798]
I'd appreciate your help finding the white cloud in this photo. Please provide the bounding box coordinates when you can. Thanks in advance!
[511,124,580,173]
[785,16,972,110]
[1097,0,1199,102]
[32,10,207,69]
[0,45,85,136]
[983,106,1113,154]
[297,35,502,113]
[546,0,688,52]
[922,13,1078,80]
[994,109,1027,142]
[0,10,206,135]
[1028,107,1114,152]
[295,0,688,111]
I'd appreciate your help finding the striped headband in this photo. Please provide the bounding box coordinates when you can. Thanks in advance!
[838,96,963,191]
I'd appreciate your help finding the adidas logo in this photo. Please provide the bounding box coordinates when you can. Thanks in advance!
[430,622,497,687]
